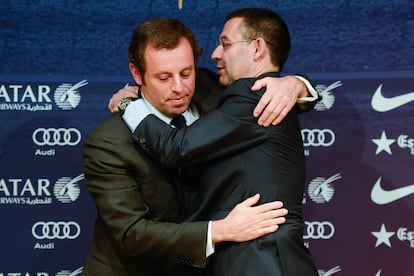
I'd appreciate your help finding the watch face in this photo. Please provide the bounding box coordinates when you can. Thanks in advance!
[118,98,132,112]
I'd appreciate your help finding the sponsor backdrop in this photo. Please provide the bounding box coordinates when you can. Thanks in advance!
[1,1,413,275]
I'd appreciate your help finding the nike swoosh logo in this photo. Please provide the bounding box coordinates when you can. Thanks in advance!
[371,177,414,205]
[371,84,414,112]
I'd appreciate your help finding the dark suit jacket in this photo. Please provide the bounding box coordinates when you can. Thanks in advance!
[133,72,318,276]
[82,68,222,276]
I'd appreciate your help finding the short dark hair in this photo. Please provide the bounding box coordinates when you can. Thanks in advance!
[128,18,203,78]
[226,8,291,71]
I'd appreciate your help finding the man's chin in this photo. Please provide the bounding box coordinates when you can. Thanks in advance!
[219,78,230,87]
[169,105,189,116]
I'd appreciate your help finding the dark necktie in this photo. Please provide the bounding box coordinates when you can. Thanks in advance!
[169,114,198,217]
[170,114,186,129]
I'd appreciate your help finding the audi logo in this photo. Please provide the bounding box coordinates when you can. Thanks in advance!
[302,129,335,147]
[32,221,81,240]
[303,221,335,240]
[32,128,81,146]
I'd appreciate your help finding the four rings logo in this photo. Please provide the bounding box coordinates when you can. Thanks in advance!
[32,221,81,240]
[304,221,335,240]
[33,128,81,146]
[302,129,335,147]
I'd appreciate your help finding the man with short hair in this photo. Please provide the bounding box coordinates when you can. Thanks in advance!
[124,8,318,275]
[83,16,316,276]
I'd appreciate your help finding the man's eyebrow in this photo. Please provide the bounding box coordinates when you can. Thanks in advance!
[154,71,171,76]
[181,65,194,71]
[153,66,193,76]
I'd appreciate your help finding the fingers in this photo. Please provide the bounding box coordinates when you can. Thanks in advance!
[108,95,119,113]
[252,200,284,213]
[253,220,283,237]
[236,215,287,241]
[238,193,260,207]
[218,201,287,242]
[253,92,271,118]
[252,76,301,126]
[252,83,288,126]
[124,86,139,96]
[257,225,280,236]
[107,86,139,113]
[258,104,285,127]
[266,107,288,126]
[252,78,270,119]
[251,78,267,92]
[257,217,286,230]
[261,208,288,221]
[250,211,288,236]
[252,208,288,226]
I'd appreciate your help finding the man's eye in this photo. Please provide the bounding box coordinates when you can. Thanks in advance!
[181,70,192,78]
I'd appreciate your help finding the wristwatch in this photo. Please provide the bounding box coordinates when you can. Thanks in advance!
[118,97,135,113]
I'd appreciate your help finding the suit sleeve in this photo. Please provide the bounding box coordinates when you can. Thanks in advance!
[133,80,268,167]
[83,122,208,268]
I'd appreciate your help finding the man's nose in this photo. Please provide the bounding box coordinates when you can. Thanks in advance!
[211,46,222,61]
[171,77,184,92]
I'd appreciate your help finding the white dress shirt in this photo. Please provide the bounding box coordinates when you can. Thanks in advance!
[123,93,215,257]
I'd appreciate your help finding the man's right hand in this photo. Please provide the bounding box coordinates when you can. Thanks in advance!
[211,194,288,244]
[108,86,139,113]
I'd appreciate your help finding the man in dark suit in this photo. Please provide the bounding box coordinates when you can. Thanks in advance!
[83,16,316,276]
[124,8,318,275]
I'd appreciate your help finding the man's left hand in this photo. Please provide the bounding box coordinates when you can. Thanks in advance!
[251,76,307,126]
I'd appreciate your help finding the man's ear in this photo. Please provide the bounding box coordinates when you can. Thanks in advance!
[129,62,143,85]
[253,38,267,59]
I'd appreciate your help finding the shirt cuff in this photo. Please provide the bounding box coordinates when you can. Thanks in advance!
[294,75,319,102]
[122,99,151,132]
[206,221,215,258]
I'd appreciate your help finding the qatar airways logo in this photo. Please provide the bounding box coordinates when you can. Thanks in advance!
[308,173,342,203]
[0,174,83,205]
[314,81,342,111]
[0,80,87,111]
[318,266,341,276]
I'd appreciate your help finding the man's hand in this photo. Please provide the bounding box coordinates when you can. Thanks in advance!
[251,76,307,126]
[108,86,139,113]
[211,194,288,244]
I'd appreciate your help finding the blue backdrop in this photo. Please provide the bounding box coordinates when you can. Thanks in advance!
[1,1,413,275]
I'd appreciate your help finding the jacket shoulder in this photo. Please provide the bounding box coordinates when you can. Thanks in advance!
[84,113,132,145]
[193,68,223,113]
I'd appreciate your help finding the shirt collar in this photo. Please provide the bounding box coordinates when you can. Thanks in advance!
[141,91,199,125]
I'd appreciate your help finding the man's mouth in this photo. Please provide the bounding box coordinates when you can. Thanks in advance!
[170,96,187,105]
[216,66,225,75]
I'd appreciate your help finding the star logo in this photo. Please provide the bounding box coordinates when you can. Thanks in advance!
[372,131,395,155]
[372,224,395,247]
